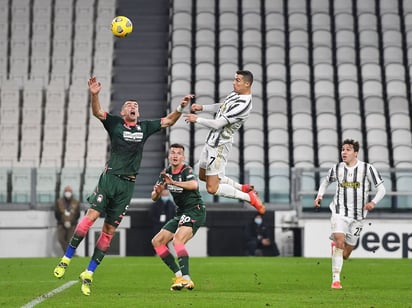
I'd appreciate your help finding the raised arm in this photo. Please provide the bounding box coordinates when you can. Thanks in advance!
[184,102,229,128]
[191,103,221,113]
[88,76,106,120]
[183,114,228,129]
[161,94,194,128]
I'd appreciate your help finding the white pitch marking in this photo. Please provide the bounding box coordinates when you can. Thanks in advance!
[21,280,77,308]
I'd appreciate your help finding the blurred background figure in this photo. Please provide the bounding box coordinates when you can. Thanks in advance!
[244,213,279,256]
[55,185,81,253]
[149,189,176,237]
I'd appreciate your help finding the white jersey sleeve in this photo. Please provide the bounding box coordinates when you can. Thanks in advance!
[205,92,252,147]
[325,160,384,220]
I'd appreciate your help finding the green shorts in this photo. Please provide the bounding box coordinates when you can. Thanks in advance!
[163,204,206,236]
[87,172,135,227]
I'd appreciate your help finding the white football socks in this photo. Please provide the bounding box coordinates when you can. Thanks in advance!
[220,176,242,190]
[175,270,182,277]
[215,184,250,201]
[182,275,191,281]
[332,248,343,282]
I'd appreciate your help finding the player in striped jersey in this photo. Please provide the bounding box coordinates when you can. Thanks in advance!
[183,70,265,214]
[314,139,386,289]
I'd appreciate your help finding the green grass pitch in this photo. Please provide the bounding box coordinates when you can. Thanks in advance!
[1,257,411,307]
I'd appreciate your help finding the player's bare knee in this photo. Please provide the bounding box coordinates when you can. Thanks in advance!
[151,237,157,247]
[206,186,218,194]
[151,234,163,247]
[205,181,218,194]
[335,242,345,250]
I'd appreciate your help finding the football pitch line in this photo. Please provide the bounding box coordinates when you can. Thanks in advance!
[20,280,77,308]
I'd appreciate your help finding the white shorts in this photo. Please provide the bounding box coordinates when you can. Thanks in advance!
[198,143,231,178]
[330,214,364,246]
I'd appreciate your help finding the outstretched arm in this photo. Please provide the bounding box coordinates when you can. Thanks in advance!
[88,76,106,120]
[191,103,221,113]
[183,114,228,129]
[161,94,194,128]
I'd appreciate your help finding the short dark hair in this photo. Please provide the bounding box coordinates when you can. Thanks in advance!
[169,143,185,152]
[236,70,253,85]
[342,139,360,152]
[122,100,138,109]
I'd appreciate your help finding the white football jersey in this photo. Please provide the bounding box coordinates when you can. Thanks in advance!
[205,92,252,147]
[322,160,384,220]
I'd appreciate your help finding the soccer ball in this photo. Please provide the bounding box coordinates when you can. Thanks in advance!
[111,16,133,37]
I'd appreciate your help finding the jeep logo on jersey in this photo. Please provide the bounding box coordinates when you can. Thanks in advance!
[123,131,143,142]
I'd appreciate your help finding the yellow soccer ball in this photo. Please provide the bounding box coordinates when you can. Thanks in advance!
[111,16,133,38]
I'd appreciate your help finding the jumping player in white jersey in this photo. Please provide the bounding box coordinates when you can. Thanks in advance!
[183,70,265,214]
[314,139,386,289]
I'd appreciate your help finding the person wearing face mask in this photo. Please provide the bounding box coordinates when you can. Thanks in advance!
[244,213,279,257]
[149,189,176,237]
[55,185,81,253]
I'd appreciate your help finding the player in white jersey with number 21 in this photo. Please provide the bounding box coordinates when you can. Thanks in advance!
[183,70,265,215]
[314,138,386,289]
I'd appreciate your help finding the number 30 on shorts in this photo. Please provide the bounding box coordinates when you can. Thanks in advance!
[179,214,192,225]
